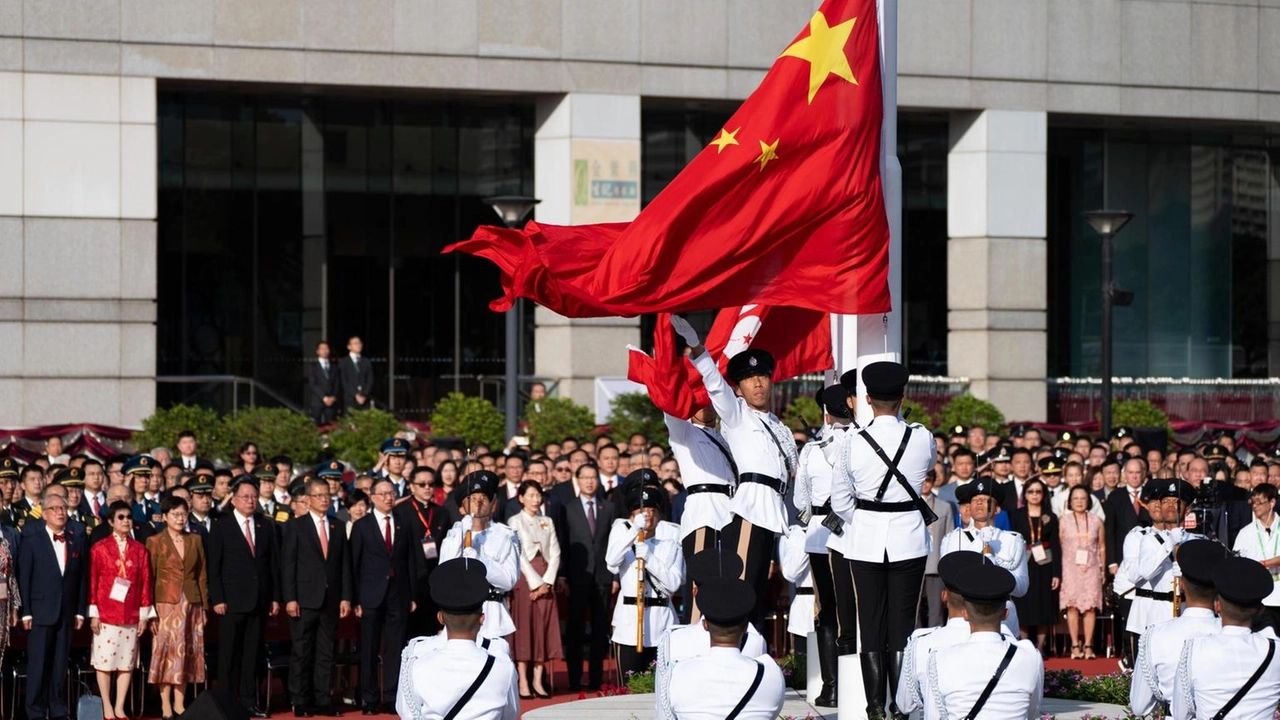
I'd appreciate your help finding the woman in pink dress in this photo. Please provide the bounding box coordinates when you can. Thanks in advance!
[1058,485,1105,659]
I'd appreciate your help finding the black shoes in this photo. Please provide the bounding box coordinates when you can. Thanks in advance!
[361,704,379,716]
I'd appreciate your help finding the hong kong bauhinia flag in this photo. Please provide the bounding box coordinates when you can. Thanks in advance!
[445,0,891,318]
[627,306,833,418]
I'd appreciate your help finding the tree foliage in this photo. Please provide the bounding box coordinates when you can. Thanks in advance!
[1110,399,1170,431]
[782,396,823,434]
[605,392,669,448]
[428,394,506,452]
[329,408,409,470]
[220,407,324,466]
[900,397,934,430]
[937,394,1006,434]
[524,397,596,446]
[131,404,223,458]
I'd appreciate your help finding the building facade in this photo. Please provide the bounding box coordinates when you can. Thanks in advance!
[1,0,1278,426]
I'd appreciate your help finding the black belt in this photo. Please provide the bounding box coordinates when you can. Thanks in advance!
[623,595,669,606]
[810,505,830,516]
[686,483,731,497]
[856,499,915,513]
[1135,589,1176,602]
[796,588,814,596]
[738,473,785,494]
[486,588,507,602]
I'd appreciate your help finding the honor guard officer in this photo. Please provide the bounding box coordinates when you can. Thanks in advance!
[439,472,520,640]
[939,477,1029,639]
[1173,556,1280,720]
[379,438,411,498]
[606,481,684,679]
[791,385,854,706]
[921,559,1043,720]
[1130,480,1202,635]
[826,361,937,720]
[662,577,786,720]
[671,316,796,624]
[396,558,519,720]
[1131,540,1225,716]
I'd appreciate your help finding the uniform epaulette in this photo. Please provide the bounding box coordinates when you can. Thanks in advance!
[907,421,926,430]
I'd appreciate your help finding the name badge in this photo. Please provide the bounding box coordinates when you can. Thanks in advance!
[109,576,132,603]
[421,537,438,560]
[1030,544,1048,564]
[1075,549,1090,566]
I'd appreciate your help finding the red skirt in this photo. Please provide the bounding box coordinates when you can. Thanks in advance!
[510,555,563,663]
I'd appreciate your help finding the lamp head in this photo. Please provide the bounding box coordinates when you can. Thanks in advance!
[1084,210,1134,237]
[483,195,541,228]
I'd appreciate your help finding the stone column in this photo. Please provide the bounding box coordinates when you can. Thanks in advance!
[0,71,157,426]
[532,93,642,413]
[947,110,1047,422]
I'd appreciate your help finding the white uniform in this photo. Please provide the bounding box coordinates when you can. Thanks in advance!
[664,413,735,540]
[606,518,684,647]
[778,525,815,637]
[1173,626,1280,720]
[1113,525,1145,606]
[897,617,971,715]
[1131,607,1220,715]
[1128,527,1204,633]
[826,415,936,562]
[1231,515,1280,608]
[793,423,850,553]
[665,647,786,720]
[691,352,795,533]
[396,637,519,720]
[924,632,1042,720]
[439,518,521,638]
[654,622,769,720]
[939,524,1029,639]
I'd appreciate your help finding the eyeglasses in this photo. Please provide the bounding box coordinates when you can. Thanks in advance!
[309,492,331,499]
[1251,498,1273,506]
[1025,490,1044,495]
[411,483,430,488]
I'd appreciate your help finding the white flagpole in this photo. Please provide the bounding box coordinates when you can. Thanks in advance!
[835,0,903,427]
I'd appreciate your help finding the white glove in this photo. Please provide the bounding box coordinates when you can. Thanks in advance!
[462,547,479,560]
[634,542,649,560]
[669,315,701,347]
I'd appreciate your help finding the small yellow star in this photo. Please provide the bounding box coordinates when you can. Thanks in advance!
[709,127,740,153]
[754,139,779,171]
[780,11,858,104]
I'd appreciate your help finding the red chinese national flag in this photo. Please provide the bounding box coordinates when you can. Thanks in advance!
[446,0,890,318]
[627,306,832,418]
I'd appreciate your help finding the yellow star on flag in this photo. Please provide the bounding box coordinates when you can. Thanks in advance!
[780,11,858,104]
[710,127,740,153]
[754,139,779,171]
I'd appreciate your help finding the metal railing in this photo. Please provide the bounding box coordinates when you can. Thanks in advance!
[1049,377,1280,424]
[773,374,970,418]
[155,375,305,416]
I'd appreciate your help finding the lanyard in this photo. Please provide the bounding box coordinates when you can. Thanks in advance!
[1028,514,1041,544]
[410,499,434,539]
[1072,512,1090,540]
[1256,517,1279,561]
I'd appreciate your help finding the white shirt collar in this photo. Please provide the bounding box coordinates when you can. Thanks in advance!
[373,509,392,523]
[233,508,254,525]
[350,352,360,362]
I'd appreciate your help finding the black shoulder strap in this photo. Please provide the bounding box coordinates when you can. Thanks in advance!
[1212,639,1276,720]
[443,654,496,720]
[699,426,739,480]
[963,644,1018,720]
[756,416,793,477]
[725,661,766,720]
[861,427,913,501]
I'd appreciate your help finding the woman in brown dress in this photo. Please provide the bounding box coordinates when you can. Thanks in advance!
[504,481,563,698]
[146,495,208,720]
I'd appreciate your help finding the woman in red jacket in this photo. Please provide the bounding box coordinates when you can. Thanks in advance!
[90,500,155,720]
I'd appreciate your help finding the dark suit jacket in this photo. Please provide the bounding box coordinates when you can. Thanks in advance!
[349,512,416,610]
[282,514,352,610]
[338,355,374,410]
[560,491,615,587]
[18,525,87,625]
[208,511,279,613]
[1104,486,1150,568]
[305,359,341,416]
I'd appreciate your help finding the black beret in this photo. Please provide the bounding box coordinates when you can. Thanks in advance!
[1058,430,1077,443]
[838,368,858,393]
[1159,479,1197,503]
[1139,482,1158,503]
[1037,457,1063,475]
[969,477,999,503]
[430,558,490,614]
[624,469,660,488]
[1214,556,1274,606]
[948,556,1016,602]
[1051,447,1071,462]
[954,483,976,504]
[1177,540,1226,586]
[726,349,775,384]
[862,361,908,401]
[938,550,985,594]
[990,445,1012,463]
[1112,426,1132,439]
[697,578,756,626]
[194,459,214,472]
[687,548,744,585]
[626,484,665,512]
[459,471,499,499]
[821,385,852,420]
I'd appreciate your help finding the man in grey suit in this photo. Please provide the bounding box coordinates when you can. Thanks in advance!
[919,471,956,628]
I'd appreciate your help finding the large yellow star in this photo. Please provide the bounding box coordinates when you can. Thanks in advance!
[754,139,779,171]
[710,127,740,153]
[780,11,858,104]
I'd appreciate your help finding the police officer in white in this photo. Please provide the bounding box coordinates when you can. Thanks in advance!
[791,384,854,707]
[396,558,519,720]
[1129,480,1202,636]
[939,478,1029,639]
[439,472,521,640]
[671,315,795,624]
[1130,540,1224,717]
[663,577,786,720]
[1173,555,1280,720]
[922,558,1042,720]
[825,361,937,720]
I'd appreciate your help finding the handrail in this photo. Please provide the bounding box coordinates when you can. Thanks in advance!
[155,375,305,415]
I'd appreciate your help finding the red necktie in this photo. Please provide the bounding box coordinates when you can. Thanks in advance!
[383,515,392,553]
[1132,492,1140,516]
[243,519,255,557]
[318,518,329,560]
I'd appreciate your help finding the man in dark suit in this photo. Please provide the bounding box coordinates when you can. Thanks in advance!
[305,340,341,425]
[282,478,352,717]
[18,487,87,720]
[350,478,417,714]
[559,466,616,691]
[338,335,374,412]
[209,478,280,718]
[392,466,451,639]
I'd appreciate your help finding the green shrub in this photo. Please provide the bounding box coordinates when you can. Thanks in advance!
[1043,668,1131,705]
[937,394,1006,434]
[605,392,669,448]
[779,652,807,690]
[782,396,823,434]
[624,662,655,694]
[901,397,934,430]
[1110,399,1171,432]
[220,407,323,467]
[131,404,223,459]
[428,394,506,451]
[329,408,409,470]
[525,397,596,446]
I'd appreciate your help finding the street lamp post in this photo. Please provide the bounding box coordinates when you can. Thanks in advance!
[1084,210,1135,441]
[483,195,541,441]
